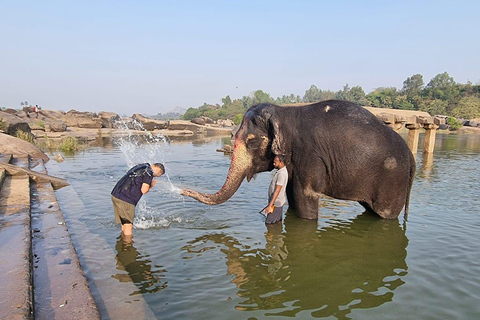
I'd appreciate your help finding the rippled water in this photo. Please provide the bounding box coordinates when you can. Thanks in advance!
[47,132,480,319]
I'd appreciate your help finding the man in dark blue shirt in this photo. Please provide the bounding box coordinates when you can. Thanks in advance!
[111,163,165,239]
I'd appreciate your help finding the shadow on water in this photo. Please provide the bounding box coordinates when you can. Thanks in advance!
[182,210,408,319]
[113,237,168,296]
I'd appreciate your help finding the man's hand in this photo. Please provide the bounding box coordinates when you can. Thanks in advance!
[265,205,274,214]
[151,179,157,188]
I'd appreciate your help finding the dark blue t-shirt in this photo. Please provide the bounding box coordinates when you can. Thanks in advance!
[111,163,154,205]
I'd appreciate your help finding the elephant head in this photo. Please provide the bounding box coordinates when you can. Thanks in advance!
[181,104,286,205]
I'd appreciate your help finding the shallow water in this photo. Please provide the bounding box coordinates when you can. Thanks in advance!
[47,133,480,319]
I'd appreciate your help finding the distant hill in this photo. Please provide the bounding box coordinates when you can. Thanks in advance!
[146,107,186,120]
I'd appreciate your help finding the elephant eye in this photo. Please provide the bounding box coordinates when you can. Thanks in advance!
[246,136,262,149]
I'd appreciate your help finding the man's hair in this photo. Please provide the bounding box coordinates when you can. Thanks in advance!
[153,163,165,174]
[275,154,286,164]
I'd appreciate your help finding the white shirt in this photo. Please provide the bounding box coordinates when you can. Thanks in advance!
[268,166,288,206]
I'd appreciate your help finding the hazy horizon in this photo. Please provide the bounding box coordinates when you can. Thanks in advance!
[1,1,479,115]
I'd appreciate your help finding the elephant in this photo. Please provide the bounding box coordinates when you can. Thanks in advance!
[181,100,416,220]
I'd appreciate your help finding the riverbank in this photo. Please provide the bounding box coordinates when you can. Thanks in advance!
[30,120,233,141]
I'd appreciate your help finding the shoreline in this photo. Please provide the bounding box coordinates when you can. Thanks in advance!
[31,126,234,143]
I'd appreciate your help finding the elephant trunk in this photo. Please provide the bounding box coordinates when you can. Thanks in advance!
[181,141,251,205]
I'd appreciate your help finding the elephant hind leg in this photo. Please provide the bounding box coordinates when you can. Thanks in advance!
[360,198,404,220]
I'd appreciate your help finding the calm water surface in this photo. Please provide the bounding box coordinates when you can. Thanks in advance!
[47,133,480,319]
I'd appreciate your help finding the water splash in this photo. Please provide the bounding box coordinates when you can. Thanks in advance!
[114,119,184,228]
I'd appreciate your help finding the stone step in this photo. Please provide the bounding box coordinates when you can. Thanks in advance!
[0,156,33,319]
[0,154,12,190]
[0,153,101,319]
[30,160,100,319]
[48,164,157,320]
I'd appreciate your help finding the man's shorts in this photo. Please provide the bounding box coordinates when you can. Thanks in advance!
[111,195,135,225]
[266,205,283,224]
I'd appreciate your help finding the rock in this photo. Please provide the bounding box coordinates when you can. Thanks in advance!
[3,108,17,115]
[218,119,234,127]
[63,109,103,128]
[191,117,205,125]
[49,120,68,132]
[132,113,168,130]
[0,132,49,163]
[0,111,31,135]
[53,154,65,163]
[201,116,215,124]
[98,111,121,128]
[464,119,479,127]
[438,124,449,130]
[39,109,66,120]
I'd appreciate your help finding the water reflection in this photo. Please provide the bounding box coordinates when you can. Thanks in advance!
[183,212,408,318]
[113,237,168,295]
[419,151,434,179]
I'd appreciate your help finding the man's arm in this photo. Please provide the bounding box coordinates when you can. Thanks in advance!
[141,179,157,194]
[266,184,282,214]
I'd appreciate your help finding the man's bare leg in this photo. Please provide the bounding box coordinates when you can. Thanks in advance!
[121,223,133,241]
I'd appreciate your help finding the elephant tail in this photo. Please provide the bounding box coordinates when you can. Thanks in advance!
[404,153,416,220]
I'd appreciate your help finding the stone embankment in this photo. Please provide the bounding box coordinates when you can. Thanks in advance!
[0,152,100,319]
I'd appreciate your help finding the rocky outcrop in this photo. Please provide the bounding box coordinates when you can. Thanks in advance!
[0,111,31,135]
[14,109,68,133]
[48,120,68,132]
[0,133,49,163]
[63,110,103,128]
[191,116,214,125]
[217,119,235,127]
[132,113,168,130]
[464,119,480,127]
[98,111,121,128]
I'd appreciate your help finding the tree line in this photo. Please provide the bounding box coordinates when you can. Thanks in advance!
[181,72,480,125]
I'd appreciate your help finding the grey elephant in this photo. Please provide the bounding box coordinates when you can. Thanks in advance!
[182,100,415,220]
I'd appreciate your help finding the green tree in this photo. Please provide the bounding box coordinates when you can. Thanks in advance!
[221,95,232,108]
[233,114,243,125]
[447,116,463,130]
[182,107,200,120]
[418,99,448,116]
[402,74,424,98]
[349,86,370,105]
[424,72,458,101]
[203,109,219,120]
[451,96,480,119]
[303,85,335,103]
[396,95,415,110]
[366,87,399,108]
[252,90,274,105]
[402,74,424,109]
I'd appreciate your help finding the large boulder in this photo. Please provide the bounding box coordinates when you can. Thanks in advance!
[48,120,68,132]
[0,111,31,135]
[98,111,121,128]
[0,133,49,163]
[217,119,235,127]
[191,116,215,126]
[38,109,66,120]
[191,117,206,125]
[132,113,168,130]
[464,119,480,127]
[63,109,103,128]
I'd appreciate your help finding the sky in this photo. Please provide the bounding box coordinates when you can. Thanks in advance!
[1,1,479,116]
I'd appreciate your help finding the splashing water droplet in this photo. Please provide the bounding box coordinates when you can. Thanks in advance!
[113,119,183,228]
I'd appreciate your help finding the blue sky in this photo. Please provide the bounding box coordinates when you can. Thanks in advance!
[1,1,479,115]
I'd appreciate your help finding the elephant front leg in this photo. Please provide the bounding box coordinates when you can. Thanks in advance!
[286,180,320,220]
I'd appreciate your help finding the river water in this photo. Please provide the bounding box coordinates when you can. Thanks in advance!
[46,132,480,320]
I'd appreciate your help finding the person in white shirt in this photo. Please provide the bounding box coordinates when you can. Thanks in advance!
[265,155,288,224]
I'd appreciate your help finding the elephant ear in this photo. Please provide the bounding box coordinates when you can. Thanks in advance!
[265,110,286,156]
